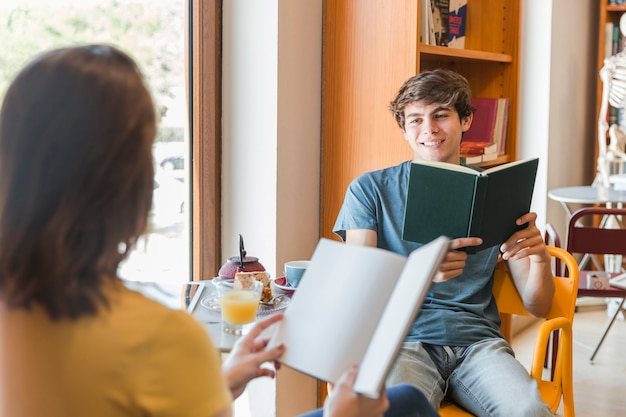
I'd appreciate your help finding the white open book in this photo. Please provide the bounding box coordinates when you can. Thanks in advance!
[266,236,449,398]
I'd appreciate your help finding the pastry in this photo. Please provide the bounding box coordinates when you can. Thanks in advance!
[234,270,272,303]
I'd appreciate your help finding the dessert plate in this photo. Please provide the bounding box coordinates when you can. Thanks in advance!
[200,294,290,316]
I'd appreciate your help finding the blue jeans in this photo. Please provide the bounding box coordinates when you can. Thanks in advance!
[386,338,553,417]
[297,384,440,417]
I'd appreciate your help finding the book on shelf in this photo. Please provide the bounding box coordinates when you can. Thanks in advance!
[463,97,499,143]
[463,97,509,156]
[266,236,450,398]
[460,141,498,155]
[460,153,498,166]
[480,152,498,163]
[431,0,449,47]
[421,0,436,45]
[402,158,539,254]
[460,154,482,165]
[460,141,498,166]
[495,98,510,155]
[448,0,467,49]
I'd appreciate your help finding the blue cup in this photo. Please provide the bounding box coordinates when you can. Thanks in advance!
[284,260,310,288]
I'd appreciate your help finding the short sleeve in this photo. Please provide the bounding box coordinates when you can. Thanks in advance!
[333,175,379,240]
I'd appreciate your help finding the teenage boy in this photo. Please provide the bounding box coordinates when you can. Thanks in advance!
[333,69,554,417]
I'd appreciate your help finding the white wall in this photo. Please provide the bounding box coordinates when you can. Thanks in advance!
[519,0,598,239]
[222,1,323,415]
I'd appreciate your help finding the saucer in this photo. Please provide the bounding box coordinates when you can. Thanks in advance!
[272,276,296,295]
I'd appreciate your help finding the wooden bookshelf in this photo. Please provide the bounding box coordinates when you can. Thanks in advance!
[320,0,521,242]
[596,2,626,164]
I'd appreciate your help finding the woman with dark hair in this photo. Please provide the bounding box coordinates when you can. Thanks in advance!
[0,45,438,417]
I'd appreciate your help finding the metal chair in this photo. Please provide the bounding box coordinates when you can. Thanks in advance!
[566,206,626,363]
[439,246,579,417]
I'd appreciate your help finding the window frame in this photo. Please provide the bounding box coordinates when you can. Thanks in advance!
[190,0,221,281]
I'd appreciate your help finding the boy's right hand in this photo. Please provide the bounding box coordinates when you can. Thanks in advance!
[433,237,482,282]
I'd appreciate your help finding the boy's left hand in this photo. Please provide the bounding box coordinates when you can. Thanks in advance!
[500,212,549,263]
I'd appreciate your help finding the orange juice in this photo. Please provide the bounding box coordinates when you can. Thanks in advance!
[220,290,260,324]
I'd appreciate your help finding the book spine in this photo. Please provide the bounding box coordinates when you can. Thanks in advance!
[448,0,466,49]
[497,98,510,155]
[466,176,488,254]
[431,0,450,47]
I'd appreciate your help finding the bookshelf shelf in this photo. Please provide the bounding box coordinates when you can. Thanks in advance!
[607,5,626,13]
[420,44,513,64]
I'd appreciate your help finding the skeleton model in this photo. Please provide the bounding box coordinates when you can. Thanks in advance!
[596,14,626,187]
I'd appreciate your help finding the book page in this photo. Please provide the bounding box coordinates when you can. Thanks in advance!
[412,159,479,175]
[267,239,408,385]
[354,236,449,397]
[482,157,535,175]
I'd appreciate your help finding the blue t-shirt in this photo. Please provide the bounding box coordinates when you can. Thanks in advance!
[333,161,503,346]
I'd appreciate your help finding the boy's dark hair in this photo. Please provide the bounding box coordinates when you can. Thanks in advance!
[389,68,475,129]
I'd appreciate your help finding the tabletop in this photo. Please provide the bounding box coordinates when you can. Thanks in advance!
[547,185,626,205]
[185,280,285,352]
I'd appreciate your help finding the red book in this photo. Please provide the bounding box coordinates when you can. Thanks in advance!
[463,98,498,143]
[460,141,497,155]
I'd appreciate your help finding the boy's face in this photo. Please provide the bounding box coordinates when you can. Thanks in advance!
[402,102,472,164]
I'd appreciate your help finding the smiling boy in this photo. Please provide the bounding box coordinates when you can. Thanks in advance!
[333,69,555,416]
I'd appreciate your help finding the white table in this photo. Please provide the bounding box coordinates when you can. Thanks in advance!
[185,280,285,350]
[548,185,626,270]
[548,185,626,217]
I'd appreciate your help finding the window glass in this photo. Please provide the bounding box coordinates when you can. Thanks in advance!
[0,0,190,291]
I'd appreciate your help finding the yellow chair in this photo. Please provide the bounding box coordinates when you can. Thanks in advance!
[440,246,579,417]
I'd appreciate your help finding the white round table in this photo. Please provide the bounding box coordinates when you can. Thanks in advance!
[548,186,626,217]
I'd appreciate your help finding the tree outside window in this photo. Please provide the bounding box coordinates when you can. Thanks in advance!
[0,0,190,290]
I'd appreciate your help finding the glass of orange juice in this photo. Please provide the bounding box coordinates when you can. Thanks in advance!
[213,277,263,335]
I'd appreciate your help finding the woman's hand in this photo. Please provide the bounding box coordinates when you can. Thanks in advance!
[323,365,389,417]
[222,313,285,399]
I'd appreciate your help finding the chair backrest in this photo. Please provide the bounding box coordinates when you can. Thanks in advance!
[544,222,562,275]
[493,246,579,322]
[492,246,578,417]
[566,207,626,256]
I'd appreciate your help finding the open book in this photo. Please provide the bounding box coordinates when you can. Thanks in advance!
[402,158,539,254]
[266,236,449,398]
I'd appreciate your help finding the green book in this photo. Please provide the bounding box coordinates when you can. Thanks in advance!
[402,158,539,254]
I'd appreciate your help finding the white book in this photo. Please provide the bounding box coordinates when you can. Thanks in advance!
[266,236,449,398]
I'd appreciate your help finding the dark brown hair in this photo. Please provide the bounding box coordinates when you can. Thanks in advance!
[0,45,156,319]
[389,68,475,130]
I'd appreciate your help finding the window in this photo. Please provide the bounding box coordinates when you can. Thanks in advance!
[0,0,190,291]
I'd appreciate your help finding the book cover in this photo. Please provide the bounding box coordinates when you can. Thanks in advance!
[463,97,499,143]
[480,152,498,163]
[420,0,433,44]
[495,98,510,155]
[402,158,539,254]
[460,154,482,166]
[431,0,449,47]
[448,0,467,49]
[460,141,498,155]
[266,237,449,398]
